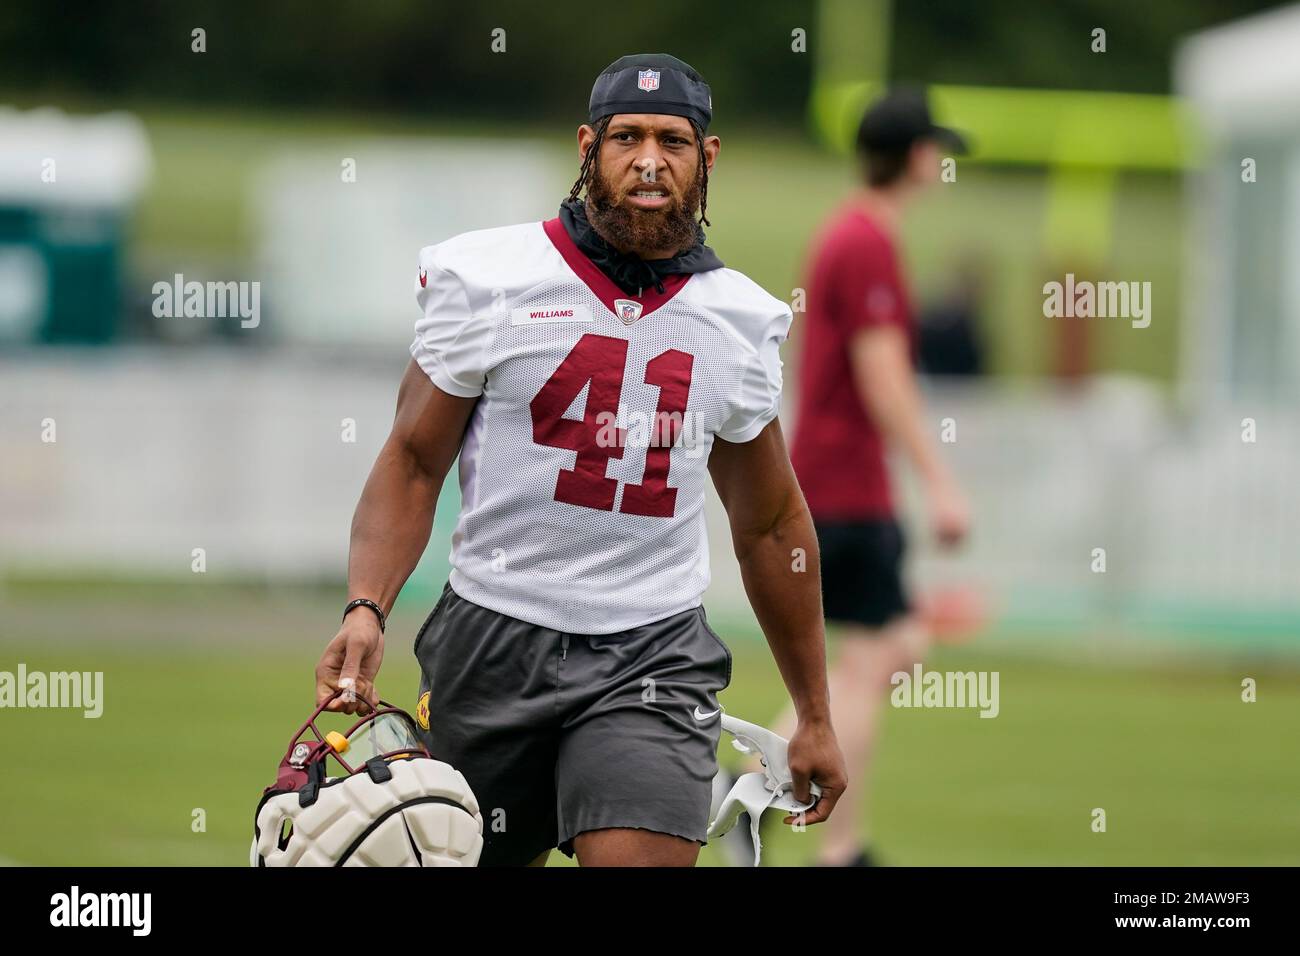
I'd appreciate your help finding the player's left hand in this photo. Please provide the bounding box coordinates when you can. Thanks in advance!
[784,717,846,826]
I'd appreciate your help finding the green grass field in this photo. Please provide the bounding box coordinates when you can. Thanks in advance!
[1,584,1296,867]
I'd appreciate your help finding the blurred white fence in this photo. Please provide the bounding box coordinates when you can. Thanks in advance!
[897,377,1300,643]
[3,353,1298,643]
[1,349,401,579]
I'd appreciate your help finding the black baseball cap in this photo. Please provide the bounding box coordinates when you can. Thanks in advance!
[589,53,713,132]
[856,87,968,155]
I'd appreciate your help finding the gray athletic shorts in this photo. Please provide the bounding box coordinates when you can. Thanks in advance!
[412,580,733,866]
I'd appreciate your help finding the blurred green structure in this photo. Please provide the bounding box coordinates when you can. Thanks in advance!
[812,0,1190,270]
[0,108,151,344]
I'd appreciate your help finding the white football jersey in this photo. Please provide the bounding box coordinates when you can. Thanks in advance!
[410,218,791,634]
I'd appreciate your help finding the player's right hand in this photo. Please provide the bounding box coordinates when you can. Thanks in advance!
[315,614,385,715]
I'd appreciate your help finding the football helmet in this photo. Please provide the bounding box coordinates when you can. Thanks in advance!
[251,690,483,866]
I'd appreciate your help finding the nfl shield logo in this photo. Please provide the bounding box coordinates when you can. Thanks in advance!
[637,69,660,93]
[614,299,643,325]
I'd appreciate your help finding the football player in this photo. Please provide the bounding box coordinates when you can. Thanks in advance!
[314,53,846,867]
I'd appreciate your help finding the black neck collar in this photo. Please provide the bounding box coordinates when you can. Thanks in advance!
[558,198,723,297]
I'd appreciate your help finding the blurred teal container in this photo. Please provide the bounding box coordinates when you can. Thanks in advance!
[0,107,151,345]
[0,204,125,343]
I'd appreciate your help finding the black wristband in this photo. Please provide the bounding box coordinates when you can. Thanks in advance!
[343,598,386,633]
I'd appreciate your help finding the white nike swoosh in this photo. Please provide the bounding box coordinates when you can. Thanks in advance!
[693,706,721,721]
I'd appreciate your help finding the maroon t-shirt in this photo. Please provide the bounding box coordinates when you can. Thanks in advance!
[790,203,914,520]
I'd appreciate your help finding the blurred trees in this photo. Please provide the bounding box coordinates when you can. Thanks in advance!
[0,0,1283,120]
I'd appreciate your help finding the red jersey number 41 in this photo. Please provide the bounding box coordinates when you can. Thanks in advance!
[530,333,693,518]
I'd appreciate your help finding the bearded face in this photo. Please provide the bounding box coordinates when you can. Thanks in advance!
[582,118,706,259]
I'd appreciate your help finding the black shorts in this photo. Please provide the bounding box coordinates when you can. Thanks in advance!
[412,581,732,867]
[815,519,910,630]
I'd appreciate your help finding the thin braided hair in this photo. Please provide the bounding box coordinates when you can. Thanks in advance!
[566,116,711,228]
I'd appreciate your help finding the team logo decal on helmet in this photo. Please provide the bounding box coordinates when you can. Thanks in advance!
[251,690,483,866]
[416,691,431,731]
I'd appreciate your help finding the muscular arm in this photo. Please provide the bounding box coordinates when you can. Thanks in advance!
[346,360,478,611]
[315,360,479,712]
[709,420,846,823]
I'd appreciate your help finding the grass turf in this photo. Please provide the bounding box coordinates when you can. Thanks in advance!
[1,592,1295,867]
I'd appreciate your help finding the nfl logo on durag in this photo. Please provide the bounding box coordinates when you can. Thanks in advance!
[638,69,660,93]
[615,299,643,325]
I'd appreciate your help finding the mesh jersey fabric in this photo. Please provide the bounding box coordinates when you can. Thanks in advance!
[410,219,791,634]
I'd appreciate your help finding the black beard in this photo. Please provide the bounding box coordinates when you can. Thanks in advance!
[585,162,703,259]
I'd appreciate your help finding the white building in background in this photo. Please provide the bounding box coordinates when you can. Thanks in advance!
[1176,4,1300,404]
[253,139,562,347]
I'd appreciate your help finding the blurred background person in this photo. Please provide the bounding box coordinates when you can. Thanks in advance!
[781,88,972,866]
